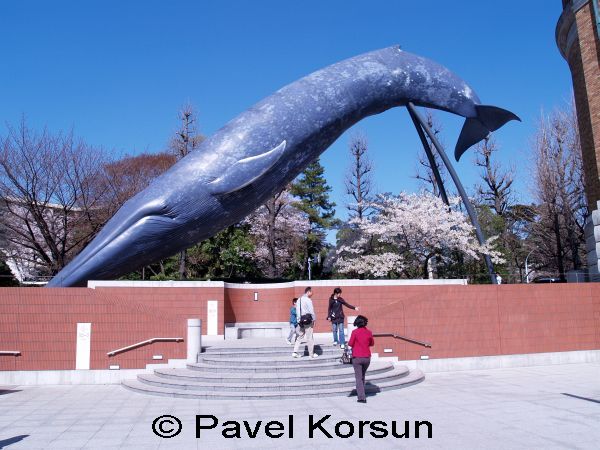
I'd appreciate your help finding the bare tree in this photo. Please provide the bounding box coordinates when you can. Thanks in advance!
[0,118,112,277]
[168,103,204,160]
[101,152,177,214]
[168,104,205,279]
[472,135,525,281]
[345,133,374,220]
[414,111,448,198]
[474,136,515,217]
[530,102,587,278]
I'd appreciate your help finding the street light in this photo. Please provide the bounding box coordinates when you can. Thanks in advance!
[525,250,535,283]
[307,253,321,281]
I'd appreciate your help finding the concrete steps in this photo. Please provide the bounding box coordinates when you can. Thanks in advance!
[202,345,340,358]
[186,359,349,373]
[122,342,425,399]
[198,354,342,366]
[151,360,394,383]
[134,365,410,392]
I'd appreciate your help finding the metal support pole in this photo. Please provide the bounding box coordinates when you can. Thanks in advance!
[406,102,497,284]
[407,108,450,206]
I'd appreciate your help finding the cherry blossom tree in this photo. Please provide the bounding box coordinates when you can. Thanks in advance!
[334,192,503,279]
[246,188,310,278]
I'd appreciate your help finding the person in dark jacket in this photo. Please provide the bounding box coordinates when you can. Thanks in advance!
[286,298,298,345]
[348,315,374,403]
[326,287,358,348]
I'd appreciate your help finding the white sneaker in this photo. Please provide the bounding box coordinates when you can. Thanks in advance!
[292,352,300,358]
[340,344,345,349]
[332,342,339,346]
[286,339,292,345]
[311,353,319,358]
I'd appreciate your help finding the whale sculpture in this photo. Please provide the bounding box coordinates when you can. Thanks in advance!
[48,45,519,287]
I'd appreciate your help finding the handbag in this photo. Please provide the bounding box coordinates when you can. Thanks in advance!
[298,298,313,327]
[340,346,352,364]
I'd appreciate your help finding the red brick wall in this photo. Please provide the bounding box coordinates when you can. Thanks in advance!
[95,286,225,335]
[224,286,295,323]
[226,283,600,359]
[1,283,600,371]
[0,288,186,371]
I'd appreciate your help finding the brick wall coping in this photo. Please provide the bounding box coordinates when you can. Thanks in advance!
[88,280,226,288]
[87,278,468,290]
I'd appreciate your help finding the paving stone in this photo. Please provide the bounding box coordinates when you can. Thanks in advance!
[0,363,598,447]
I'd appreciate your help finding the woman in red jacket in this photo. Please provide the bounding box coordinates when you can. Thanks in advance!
[348,315,374,403]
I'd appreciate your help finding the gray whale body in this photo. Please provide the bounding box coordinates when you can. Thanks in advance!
[48,46,519,287]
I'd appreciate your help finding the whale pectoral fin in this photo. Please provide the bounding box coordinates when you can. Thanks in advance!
[454,105,521,161]
[207,140,287,195]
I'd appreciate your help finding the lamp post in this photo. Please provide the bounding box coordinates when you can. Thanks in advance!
[525,250,534,283]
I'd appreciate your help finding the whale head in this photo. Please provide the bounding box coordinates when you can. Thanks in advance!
[46,180,219,287]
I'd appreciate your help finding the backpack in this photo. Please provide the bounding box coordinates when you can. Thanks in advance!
[298,298,313,327]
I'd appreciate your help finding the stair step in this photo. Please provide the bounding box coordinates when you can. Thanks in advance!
[201,346,342,357]
[186,359,348,373]
[154,361,394,383]
[198,354,341,366]
[122,370,425,399]
[123,337,424,399]
[137,366,409,392]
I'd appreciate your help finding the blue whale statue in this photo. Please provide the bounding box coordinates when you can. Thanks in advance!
[48,46,519,287]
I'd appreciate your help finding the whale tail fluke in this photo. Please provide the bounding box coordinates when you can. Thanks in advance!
[454,105,520,161]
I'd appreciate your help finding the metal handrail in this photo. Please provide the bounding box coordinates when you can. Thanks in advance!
[373,333,432,348]
[0,351,21,356]
[107,338,183,356]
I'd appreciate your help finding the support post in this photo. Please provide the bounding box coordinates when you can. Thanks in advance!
[406,102,497,284]
[407,108,450,206]
[187,318,202,363]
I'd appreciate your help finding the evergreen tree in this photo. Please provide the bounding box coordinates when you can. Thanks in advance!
[187,224,260,280]
[290,159,337,278]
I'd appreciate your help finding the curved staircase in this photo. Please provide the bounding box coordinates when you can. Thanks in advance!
[122,342,424,399]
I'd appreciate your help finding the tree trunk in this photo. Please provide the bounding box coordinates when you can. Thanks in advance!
[179,249,187,280]
[552,211,565,278]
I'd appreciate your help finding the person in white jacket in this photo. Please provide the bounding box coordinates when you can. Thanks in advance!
[292,287,318,358]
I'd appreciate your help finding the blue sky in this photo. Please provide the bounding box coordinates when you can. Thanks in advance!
[1,0,573,223]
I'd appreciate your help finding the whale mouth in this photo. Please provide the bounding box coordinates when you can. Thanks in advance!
[77,214,178,268]
[47,212,179,287]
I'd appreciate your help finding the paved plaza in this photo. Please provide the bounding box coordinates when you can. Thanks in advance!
[0,362,599,449]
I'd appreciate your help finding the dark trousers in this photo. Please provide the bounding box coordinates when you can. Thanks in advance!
[352,357,371,401]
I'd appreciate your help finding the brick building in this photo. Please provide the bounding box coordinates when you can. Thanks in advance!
[556,0,600,279]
